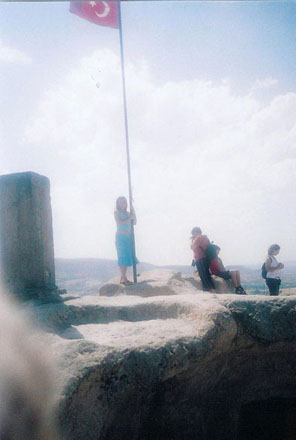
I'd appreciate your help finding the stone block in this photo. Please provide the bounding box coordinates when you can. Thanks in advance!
[0,171,56,296]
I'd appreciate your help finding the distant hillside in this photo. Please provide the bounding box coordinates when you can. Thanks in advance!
[55,258,296,295]
[55,258,157,295]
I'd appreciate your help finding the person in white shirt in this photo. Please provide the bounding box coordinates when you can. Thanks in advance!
[265,244,284,296]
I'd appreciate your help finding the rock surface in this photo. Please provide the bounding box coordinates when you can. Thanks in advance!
[31,270,296,440]
[99,269,234,297]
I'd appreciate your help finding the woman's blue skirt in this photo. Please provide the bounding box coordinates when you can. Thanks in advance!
[116,233,139,267]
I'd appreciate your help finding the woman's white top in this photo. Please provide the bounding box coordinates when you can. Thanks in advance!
[266,255,281,279]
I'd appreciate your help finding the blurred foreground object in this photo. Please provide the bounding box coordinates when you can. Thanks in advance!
[0,172,56,298]
[0,289,59,439]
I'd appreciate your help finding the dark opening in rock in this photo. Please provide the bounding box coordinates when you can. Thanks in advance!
[238,397,296,440]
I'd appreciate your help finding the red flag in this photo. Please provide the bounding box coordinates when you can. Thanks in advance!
[70,1,119,29]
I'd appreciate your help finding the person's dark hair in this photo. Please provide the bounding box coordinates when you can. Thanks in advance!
[268,244,280,256]
[116,196,127,212]
[212,244,221,252]
[191,226,202,236]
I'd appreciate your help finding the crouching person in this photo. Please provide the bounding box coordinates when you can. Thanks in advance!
[210,245,247,295]
[190,227,216,293]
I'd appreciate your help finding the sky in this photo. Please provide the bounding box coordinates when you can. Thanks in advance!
[0,1,296,267]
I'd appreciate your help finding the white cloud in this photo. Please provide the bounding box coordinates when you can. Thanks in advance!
[251,77,278,92]
[0,37,31,65]
[21,49,296,266]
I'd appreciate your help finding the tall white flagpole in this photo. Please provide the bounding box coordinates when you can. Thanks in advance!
[117,0,137,283]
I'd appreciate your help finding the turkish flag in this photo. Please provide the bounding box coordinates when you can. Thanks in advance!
[70,1,119,29]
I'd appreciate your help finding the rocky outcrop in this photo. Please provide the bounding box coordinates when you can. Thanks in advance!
[31,271,296,440]
[99,269,234,297]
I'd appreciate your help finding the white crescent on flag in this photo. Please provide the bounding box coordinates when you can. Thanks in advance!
[95,1,110,18]
[70,1,119,29]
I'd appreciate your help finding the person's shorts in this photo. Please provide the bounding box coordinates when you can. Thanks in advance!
[217,271,231,280]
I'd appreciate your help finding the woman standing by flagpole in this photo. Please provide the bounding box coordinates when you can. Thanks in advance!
[70,1,138,282]
[118,0,138,282]
[114,196,138,285]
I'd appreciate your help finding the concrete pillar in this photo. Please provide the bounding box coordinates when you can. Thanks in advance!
[0,171,56,296]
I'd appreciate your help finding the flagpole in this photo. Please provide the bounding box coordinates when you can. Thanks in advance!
[118,0,137,283]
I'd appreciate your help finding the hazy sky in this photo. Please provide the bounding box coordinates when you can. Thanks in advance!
[1,1,295,266]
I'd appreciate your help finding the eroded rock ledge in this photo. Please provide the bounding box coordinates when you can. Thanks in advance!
[33,270,296,440]
[98,269,234,297]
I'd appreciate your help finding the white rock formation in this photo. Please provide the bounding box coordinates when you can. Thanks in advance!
[29,270,296,440]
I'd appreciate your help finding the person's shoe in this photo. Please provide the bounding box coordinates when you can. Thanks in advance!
[235,286,247,295]
[120,280,133,286]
